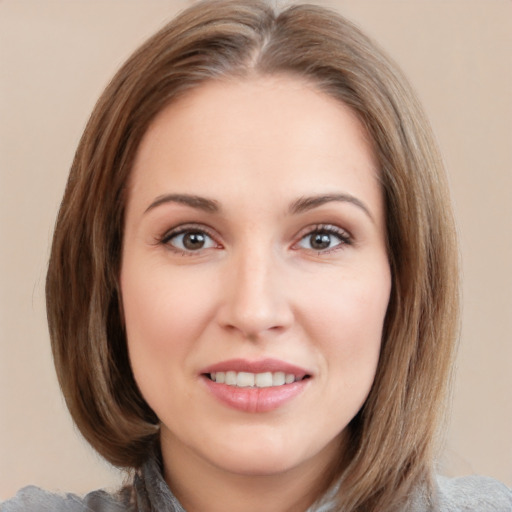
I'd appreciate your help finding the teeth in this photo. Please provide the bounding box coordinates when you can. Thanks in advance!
[225,371,237,385]
[256,372,273,387]
[285,373,295,384]
[209,371,302,388]
[272,372,285,386]
[237,372,254,387]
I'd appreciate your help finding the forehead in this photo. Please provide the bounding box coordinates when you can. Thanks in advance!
[128,75,380,214]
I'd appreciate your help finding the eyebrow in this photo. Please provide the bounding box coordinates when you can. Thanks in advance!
[144,194,220,214]
[289,193,374,222]
[144,192,373,221]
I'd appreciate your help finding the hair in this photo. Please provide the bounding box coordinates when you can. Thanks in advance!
[46,1,459,510]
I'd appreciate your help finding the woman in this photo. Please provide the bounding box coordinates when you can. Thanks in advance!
[2,1,510,511]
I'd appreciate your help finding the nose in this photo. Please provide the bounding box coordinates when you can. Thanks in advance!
[217,246,293,340]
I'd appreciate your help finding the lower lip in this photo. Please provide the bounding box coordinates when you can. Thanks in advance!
[202,377,309,413]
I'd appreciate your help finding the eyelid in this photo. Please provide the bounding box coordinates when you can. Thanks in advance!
[154,222,352,255]
[292,223,353,253]
[158,223,222,252]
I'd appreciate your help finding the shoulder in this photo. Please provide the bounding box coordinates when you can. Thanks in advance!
[436,475,512,511]
[0,485,131,512]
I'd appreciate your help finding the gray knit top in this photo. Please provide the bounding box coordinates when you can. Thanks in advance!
[2,454,511,511]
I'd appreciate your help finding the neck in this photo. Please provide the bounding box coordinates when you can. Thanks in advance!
[160,434,342,512]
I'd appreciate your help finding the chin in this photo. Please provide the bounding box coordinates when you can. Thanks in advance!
[204,429,340,478]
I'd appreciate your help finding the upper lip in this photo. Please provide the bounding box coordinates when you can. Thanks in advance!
[200,358,311,378]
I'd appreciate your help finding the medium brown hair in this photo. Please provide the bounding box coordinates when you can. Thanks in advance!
[46,1,459,510]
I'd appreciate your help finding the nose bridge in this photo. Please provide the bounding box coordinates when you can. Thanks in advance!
[221,239,291,338]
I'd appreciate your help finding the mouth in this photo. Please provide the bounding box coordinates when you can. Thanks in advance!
[205,371,310,388]
[200,358,312,388]
[199,359,312,412]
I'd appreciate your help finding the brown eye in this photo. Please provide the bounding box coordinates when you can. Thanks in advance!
[182,232,207,250]
[296,226,351,252]
[310,232,332,250]
[164,229,217,252]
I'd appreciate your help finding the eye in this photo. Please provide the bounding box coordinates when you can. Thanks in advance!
[161,226,219,253]
[296,226,351,252]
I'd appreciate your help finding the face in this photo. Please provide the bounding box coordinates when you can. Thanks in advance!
[121,76,391,482]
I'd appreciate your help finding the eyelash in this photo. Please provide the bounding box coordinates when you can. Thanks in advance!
[293,224,352,254]
[157,223,352,256]
[158,224,221,256]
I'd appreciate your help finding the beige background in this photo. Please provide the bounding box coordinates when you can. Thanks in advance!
[1,0,511,499]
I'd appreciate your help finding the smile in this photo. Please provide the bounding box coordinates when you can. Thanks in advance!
[208,371,307,388]
[201,358,312,412]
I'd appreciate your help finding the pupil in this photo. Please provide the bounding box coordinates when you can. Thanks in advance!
[311,232,330,250]
[183,232,205,250]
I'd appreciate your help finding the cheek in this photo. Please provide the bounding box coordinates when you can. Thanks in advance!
[120,261,216,378]
[300,267,390,381]
[120,261,223,423]
[304,268,389,334]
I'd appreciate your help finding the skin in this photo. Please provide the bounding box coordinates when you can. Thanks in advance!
[120,75,391,512]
